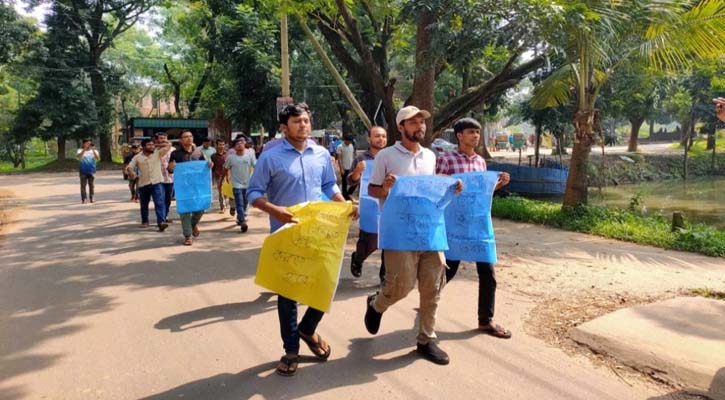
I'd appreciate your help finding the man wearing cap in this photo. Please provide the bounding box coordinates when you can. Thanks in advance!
[364,106,463,365]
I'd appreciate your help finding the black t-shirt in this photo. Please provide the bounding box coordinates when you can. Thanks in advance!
[170,147,205,163]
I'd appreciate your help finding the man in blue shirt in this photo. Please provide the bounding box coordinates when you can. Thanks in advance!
[247,103,357,377]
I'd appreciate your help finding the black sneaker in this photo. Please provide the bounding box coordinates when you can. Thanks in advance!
[364,294,382,334]
[350,252,362,278]
[230,208,236,216]
[416,342,450,365]
[240,223,248,233]
[158,222,168,232]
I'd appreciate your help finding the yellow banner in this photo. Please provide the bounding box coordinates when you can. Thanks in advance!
[221,180,235,199]
[254,201,353,312]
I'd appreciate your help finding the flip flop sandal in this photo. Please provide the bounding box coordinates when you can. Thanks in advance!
[480,323,512,339]
[299,332,332,360]
[275,355,299,377]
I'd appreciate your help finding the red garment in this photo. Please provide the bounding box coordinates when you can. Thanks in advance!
[435,149,487,175]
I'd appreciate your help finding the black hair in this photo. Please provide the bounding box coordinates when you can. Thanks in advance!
[153,132,167,138]
[202,137,211,142]
[233,137,246,146]
[215,139,226,145]
[453,118,482,134]
[82,138,92,144]
[180,130,193,138]
[141,138,153,147]
[279,103,311,125]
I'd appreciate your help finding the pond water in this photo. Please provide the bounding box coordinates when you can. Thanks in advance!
[588,177,725,230]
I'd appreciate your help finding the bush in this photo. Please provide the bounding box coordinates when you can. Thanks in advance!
[491,196,725,257]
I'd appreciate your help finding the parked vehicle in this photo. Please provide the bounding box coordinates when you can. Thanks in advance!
[432,138,456,153]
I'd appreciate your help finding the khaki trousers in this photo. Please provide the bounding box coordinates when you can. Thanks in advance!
[372,250,447,344]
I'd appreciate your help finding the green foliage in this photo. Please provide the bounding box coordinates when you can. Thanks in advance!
[491,196,725,257]
[689,288,725,301]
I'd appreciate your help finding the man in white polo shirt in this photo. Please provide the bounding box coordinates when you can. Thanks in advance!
[364,106,462,365]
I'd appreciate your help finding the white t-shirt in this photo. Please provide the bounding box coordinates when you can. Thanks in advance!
[368,141,437,207]
[336,142,355,171]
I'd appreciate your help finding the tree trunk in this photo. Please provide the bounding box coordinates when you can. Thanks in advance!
[649,119,654,140]
[188,58,212,116]
[477,123,492,159]
[627,116,645,152]
[163,63,182,115]
[57,136,66,161]
[563,110,596,207]
[410,8,436,147]
[89,63,112,162]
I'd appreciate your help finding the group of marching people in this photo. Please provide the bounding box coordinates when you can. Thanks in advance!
[122,131,256,245]
[247,103,511,376]
[77,100,513,377]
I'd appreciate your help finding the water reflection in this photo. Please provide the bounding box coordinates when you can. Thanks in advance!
[588,178,725,229]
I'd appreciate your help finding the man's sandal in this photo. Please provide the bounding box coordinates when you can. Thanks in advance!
[275,355,299,377]
[299,332,332,360]
[479,323,512,339]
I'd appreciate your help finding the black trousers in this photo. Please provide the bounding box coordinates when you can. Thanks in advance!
[445,260,496,325]
[353,230,385,282]
[79,173,94,201]
[341,170,352,200]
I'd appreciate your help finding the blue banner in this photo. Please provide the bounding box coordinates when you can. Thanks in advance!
[359,160,379,233]
[378,175,457,251]
[444,171,499,263]
[173,161,212,213]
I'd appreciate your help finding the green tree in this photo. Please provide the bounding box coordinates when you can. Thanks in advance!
[602,62,659,152]
[532,0,725,207]
[12,5,99,161]
[29,0,157,162]
[0,3,42,167]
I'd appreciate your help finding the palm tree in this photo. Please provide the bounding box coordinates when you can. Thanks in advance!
[532,0,725,207]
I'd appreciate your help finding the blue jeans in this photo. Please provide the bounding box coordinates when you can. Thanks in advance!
[232,188,248,224]
[162,183,174,220]
[138,183,166,226]
[277,295,324,354]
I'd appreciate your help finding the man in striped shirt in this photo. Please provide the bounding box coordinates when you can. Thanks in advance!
[435,117,512,339]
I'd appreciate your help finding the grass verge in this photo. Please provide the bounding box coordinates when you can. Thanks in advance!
[492,196,725,257]
[689,288,725,301]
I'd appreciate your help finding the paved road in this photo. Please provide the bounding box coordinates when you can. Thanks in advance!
[0,172,688,400]
[490,142,677,161]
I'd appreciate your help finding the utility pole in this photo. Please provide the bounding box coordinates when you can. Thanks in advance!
[295,14,372,129]
[280,14,290,97]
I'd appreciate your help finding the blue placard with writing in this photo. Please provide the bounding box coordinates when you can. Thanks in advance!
[359,160,379,233]
[173,160,212,213]
[378,175,458,251]
[444,171,499,263]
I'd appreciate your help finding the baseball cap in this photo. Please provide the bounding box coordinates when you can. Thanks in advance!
[396,106,431,126]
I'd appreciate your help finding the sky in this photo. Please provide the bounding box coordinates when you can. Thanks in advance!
[12,0,50,28]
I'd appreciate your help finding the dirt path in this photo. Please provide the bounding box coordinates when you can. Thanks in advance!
[0,172,722,400]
